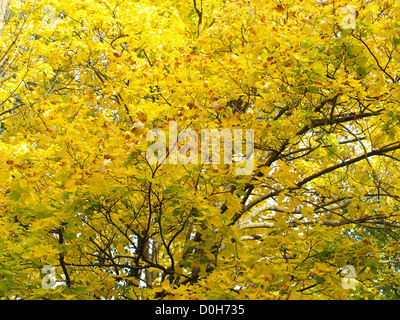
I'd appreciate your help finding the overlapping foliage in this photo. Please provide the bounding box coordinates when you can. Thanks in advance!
[1,0,400,299]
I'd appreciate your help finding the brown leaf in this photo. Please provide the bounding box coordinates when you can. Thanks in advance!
[113,50,122,58]
[137,112,147,122]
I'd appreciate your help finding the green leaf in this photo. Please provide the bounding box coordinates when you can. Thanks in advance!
[341,29,352,38]
[316,276,325,284]
[370,265,378,275]
[8,190,21,201]
[358,266,367,275]
[356,66,369,78]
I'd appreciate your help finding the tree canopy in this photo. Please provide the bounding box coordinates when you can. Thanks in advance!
[1,0,400,300]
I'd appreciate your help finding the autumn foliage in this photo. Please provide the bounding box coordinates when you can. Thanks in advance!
[1,0,400,299]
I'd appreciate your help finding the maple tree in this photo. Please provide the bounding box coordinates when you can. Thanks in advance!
[1,0,400,300]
